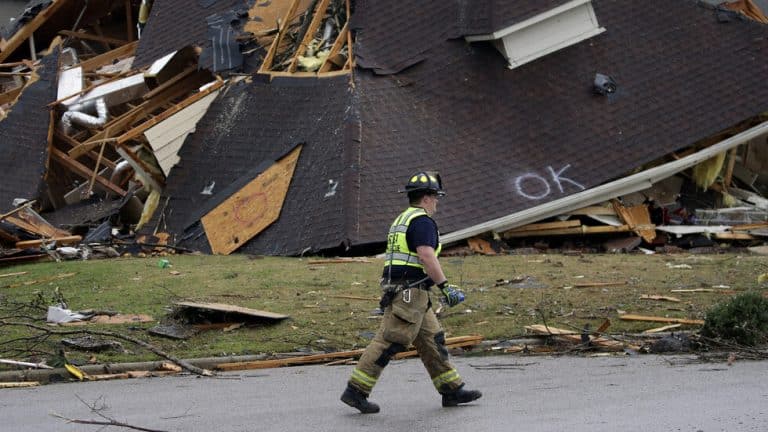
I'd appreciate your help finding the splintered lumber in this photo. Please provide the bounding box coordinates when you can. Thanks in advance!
[307,258,372,264]
[505,219,581,233]
[61,314,154,325]
[525,325,624,350]
[0,272,27,278]
[640,294,681,302]
[259,0,304,72]
[15,236,82,249]
[58,30,129,47]
[318,21,349,73]
[467,237,497,255]
[503,224,631,238]
[642,324,682,334]
[612,200,656,242]
[618,314,704,325]
[215,336,483,371]
[202,145,302,255]
[0,0,68,63]
[174,301,289,320]
[287,0,332,72]
[50,148,127,196]
[0,382,40,388]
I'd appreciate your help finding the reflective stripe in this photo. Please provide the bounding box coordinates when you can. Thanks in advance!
[432,368,461,389]
[384,207,441,270]
[350,368,377,391]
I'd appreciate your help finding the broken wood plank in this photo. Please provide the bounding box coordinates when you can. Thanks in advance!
[287,0,332,73]
[731,222,768,231]
[61,314,154,325]
[670,288,736,294]
[0,359,53,369]
[0,271,28,278]
[318,21,349,73]
[0,0,68,63]
[141,64,199,101]
[307,257,372,264]
[174,301,289,320]
[117,80,224,145]
[504,219,581,233]
[327,295,379,301]
[715,232,756,240]
[74,41,138,73]
[502,224,632,238]
[15,235,82,249]
[5,207,70,238]
[202,145,302,255]
[215,336,483,371]
[58,30,129,47]
[612,200,656,242]
[0,86,23,105]
[0,382,40,388]
[642,324,682,334]
[567,205,616,216]
[54,130,117,170]
[259,0,304,72]
[50,148,127,196]
[618,314,704,325]
[0,200,35,222]
[467,237,497,255]
[524,324,624,350]
[640,294,682,302]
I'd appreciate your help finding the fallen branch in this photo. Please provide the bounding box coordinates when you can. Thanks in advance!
[51,394,168,432]
[0,320,212,377]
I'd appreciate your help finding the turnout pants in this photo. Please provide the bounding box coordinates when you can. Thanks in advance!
[347,287,464,396]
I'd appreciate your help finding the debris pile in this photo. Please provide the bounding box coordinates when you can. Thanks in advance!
[0,0,766,261]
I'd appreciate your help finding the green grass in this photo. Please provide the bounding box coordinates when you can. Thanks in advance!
[1,252,766,367]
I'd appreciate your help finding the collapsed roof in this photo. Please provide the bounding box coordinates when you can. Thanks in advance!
[154,0,768,255]
[0,0,767,257]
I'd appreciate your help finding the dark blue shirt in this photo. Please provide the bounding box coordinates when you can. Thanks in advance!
[382,214,439,284]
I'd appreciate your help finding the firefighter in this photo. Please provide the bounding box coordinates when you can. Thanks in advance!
[340,171,482,413]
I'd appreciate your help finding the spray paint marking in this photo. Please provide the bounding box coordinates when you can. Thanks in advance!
[514,164,585,200]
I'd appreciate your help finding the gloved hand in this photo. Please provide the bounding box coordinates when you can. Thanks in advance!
[437,282,465,307]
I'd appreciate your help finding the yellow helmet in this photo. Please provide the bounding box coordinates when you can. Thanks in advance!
[400,171,445,196]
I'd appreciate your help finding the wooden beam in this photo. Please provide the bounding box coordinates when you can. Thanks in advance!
[58,30,129,47]
[0,86,23,105]
[50,147,126,196]
[504,219,581,233]
[116,80,223,145]
[125,0,135,42]
[69,71,206,158]
[715,232,756,240]
[0,0,69,63]
[215,336,482,371]
[16,235,82,248]
[525,325,624,350]
[618,314,704,325]
[54,130,117,170]
[288,0,332,73]
[318,21,349,73]
[503,224,632,238]
[141,64,199,100]
[259,0,303,73]
[76,41,138,73]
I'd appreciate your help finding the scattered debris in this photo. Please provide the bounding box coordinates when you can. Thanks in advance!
[618,314,705,325]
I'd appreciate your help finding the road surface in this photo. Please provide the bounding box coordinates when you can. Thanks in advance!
[1,354,766,431]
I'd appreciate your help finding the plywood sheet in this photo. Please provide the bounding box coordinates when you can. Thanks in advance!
[174,301,288,320]
[202,145,302,254]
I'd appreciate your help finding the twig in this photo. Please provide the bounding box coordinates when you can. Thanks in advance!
[51,394,168,432]
[1,320,212,376]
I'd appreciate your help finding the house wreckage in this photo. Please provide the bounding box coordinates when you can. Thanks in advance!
[0,0,767,263]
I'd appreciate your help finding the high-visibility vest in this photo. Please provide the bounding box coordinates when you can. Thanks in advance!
[383,207,441,269]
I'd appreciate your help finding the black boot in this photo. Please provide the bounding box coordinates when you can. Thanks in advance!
[441,384,482,407]
[341,386,380,414]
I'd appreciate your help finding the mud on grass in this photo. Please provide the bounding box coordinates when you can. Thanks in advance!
[1,253,766,366]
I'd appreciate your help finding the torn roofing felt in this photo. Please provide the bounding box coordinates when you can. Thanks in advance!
[0,51,58,213]
[155,0,768,256]
[133,0,247,69]
[156,76,356,255]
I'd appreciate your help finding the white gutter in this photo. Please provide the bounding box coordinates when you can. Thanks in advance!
[441,120,768,244]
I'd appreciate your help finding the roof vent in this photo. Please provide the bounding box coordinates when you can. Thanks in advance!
[593,73,616,95]
[465,0,605,69]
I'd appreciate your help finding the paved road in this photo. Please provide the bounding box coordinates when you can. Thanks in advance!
[1,354,766,432]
